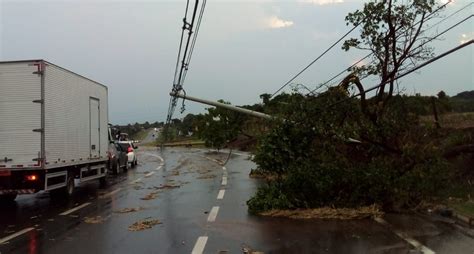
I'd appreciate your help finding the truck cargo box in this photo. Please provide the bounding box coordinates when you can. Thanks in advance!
[0,60,108,171]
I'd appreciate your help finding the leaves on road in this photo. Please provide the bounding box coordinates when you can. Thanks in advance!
[141,191,159,200]
[197,175,216,179]
[153,184,181,190]
[114,207,143,214]
[260,205,383,220]
[128,218,162,231]
[84,216,104,224]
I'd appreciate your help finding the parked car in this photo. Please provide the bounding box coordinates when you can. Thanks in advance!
[118,141,138,167]
[107,142,128,174]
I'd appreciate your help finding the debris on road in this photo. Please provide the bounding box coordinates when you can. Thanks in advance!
[260,205,383,220]
[242,245,264,254]
[153,184,181,190]
[114,207,143,214]
[141,191,159,200]
[128,218,162,231]
[84,216,104,224]
[197,175,216,179]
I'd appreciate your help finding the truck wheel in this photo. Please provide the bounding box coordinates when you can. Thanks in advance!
[0,193,17,202]
[134,160,138,166]
[114,161,120,174]
[99,176,107,188]
[65,176,75,196]
[123,162,128,172]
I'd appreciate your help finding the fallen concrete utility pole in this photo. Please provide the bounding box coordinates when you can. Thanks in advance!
[170,92,273,120]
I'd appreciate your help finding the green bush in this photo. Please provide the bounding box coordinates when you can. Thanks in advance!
[247,183,293,214]
[248,92,451,213]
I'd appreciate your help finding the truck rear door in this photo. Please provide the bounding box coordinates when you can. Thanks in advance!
[0,61,42,169]
[89,98,100,159]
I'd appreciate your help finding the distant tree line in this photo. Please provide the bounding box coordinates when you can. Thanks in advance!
[113,121,164,140]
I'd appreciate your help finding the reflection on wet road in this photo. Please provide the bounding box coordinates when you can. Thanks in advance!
[0,147,473,254]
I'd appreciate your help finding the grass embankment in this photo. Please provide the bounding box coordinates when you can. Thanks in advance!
[420,112,474,129]
[154,136,205,147]
[131,129,150,141]
[452,202,474,217]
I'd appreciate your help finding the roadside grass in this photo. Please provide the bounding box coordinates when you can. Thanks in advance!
[132,129,150,141]
[451,202,474,217]
[420,112,474,129]
[152,136,205,147]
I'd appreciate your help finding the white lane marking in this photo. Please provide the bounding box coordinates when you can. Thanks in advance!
[202,156,222,165]
[191,236,208,254]
[145,153,164,163]
[60,202,91,216]
[130,177,143,184]
[145,171,156,177]
[217,189,225,200]
[221,176,227,186]
[155,165,163,171]
[374,217,435,254]
[99,188,122,199]
[0,227,35,245]
[207,206,219,222]
[222,166,226,171]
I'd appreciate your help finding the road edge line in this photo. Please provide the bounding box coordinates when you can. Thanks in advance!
[0,227,35,245]
[374,217,435,254]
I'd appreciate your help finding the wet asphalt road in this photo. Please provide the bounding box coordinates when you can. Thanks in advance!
[0,147,473,254]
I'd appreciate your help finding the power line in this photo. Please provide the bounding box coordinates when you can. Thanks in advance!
[181,0,207,86]
[172,0,190,87]
[165,0,207,141]
[269,19,365,98]
[324,39,473,110]
[309,53,372,94]
[308,0,460,95]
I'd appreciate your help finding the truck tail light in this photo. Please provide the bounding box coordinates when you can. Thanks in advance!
[127,147,133,153]
[26,175,38,181]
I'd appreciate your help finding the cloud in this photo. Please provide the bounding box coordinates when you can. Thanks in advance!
[299,0,344,5]
[265,16,294,29]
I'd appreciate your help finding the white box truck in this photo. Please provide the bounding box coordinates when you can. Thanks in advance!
[0,60,109,201]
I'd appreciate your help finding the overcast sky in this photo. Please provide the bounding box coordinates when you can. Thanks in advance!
[1,0,472,124]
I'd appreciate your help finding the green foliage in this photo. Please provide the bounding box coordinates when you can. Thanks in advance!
[248,91,452,213]
[247,183,293,214]
[343,0,439,79]
[195,100,247,150]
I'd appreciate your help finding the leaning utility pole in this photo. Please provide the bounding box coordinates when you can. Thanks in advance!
[170,92,274,120]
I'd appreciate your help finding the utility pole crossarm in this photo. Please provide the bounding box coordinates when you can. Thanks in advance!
[170,92,274,120]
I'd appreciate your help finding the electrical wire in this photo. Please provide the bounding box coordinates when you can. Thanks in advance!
[164,0,207,144]
[308,0,461,95]
[323,39,473,110]
[181,0,207,85]
[269,18,365,98]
